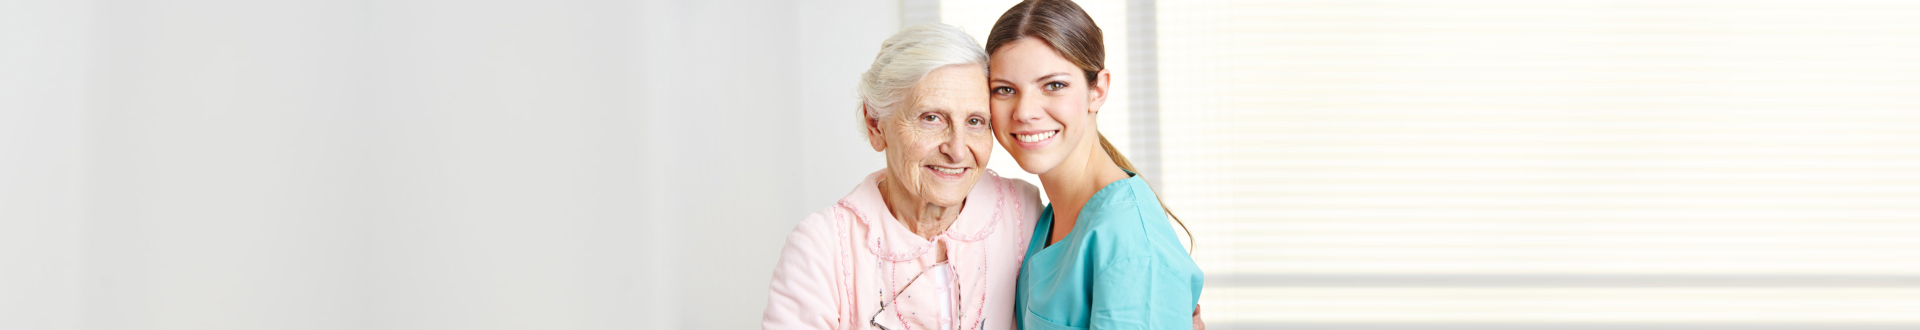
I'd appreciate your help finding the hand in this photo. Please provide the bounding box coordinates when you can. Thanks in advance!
[1192,304,1205,330]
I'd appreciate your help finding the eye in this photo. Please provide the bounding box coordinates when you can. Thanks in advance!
[922,114,941,122]
[992,86,1014,95]
[968,117,984,126]
[1044,81,1067,91]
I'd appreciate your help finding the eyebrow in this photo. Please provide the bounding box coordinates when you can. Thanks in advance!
[990,72,1074,85]
[1033,72,1071,84]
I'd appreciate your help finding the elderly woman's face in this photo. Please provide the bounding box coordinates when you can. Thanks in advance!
[870,64,994,207]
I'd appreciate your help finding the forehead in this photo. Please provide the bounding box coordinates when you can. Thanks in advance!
[989,38,1079,82]
[911,64,989,112]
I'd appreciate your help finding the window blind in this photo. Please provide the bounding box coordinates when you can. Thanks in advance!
[1153,0,1920,328]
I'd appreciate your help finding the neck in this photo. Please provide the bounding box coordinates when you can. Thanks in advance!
[878,176,965,240]
[1036,135,1130,245]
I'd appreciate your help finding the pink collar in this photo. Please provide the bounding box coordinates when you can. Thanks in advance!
[839,169,1009,262]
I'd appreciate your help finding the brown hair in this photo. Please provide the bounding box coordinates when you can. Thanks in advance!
[986,0,1192,252]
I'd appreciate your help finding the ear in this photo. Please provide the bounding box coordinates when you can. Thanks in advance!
[1086,69,1112,115]
[864,103,887,152]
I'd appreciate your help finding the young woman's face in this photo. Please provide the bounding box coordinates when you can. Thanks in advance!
[988,37,1107,175]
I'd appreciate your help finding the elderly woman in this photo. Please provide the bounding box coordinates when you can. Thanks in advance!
[762,24,1043,330]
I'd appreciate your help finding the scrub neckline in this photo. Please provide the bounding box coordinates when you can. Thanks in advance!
[1039,171,1140,250]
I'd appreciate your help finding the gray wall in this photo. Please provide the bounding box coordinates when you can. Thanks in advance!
[0,0,895,329]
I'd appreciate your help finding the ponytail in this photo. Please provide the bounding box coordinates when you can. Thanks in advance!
[1098,133,1195,254]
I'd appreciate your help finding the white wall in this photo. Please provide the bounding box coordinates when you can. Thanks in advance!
[799,1,896,219]
[361,0,649,329]
[644,0,895,328]
[81,2,369,329]
[0,0,897,329]
[0,1,87,329]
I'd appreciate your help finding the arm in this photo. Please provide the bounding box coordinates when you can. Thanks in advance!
[1192,304,1205,330]
[763,215,844,330]
[1089,257,1197,330]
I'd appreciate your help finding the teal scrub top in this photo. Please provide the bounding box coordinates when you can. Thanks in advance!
[1014,173,1205,330]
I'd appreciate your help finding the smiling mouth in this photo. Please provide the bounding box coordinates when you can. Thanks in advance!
[1015,130,1058,143]
[928,165,966,175]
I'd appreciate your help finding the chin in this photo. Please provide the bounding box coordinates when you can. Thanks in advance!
[924,179,975,201]
[1017,163,1048,175]
[1011,153,1060,175]
[926,193,968,207]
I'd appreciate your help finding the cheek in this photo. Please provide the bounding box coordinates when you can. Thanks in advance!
[968,133,993,159]
[1046,97,1081,119]
[989,114,1009,135]
[903,134,939,155]
[989,102,1011,127]
[889,124,936,159]
[992,123,1017,148]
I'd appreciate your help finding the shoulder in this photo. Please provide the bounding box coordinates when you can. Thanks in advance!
[1003,175,1041,200]
[971,172,1043,243]
[1000,176,1043,242]
[777,204,852,263]
[1078,179,1187,261]
[1081,179,1166,238]
[783,174,880,255]
[1000,175,1044,219]
[789,207,843,241]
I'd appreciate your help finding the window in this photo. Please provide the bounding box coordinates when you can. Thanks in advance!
[1157,1,1920,328]
[941,1,1920,328]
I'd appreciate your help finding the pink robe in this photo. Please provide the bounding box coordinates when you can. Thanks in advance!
[764,170,1042,330]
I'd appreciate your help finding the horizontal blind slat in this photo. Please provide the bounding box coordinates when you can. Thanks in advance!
[1159,0,1920,325]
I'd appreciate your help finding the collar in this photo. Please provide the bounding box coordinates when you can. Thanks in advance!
[839,169,1007,262]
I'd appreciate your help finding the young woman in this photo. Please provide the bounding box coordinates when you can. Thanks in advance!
[986,1,1205,329]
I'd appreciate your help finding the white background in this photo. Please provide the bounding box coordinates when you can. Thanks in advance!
[4,0,896,329]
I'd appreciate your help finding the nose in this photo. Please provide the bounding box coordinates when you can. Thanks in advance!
[1012,92,1045,124]
[939,123,968,164]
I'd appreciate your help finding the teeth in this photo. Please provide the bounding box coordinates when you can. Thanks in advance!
[931,166,964,175]
[1016,130,1057,143]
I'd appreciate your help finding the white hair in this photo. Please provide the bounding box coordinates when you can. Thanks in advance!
[858,23,988,135]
